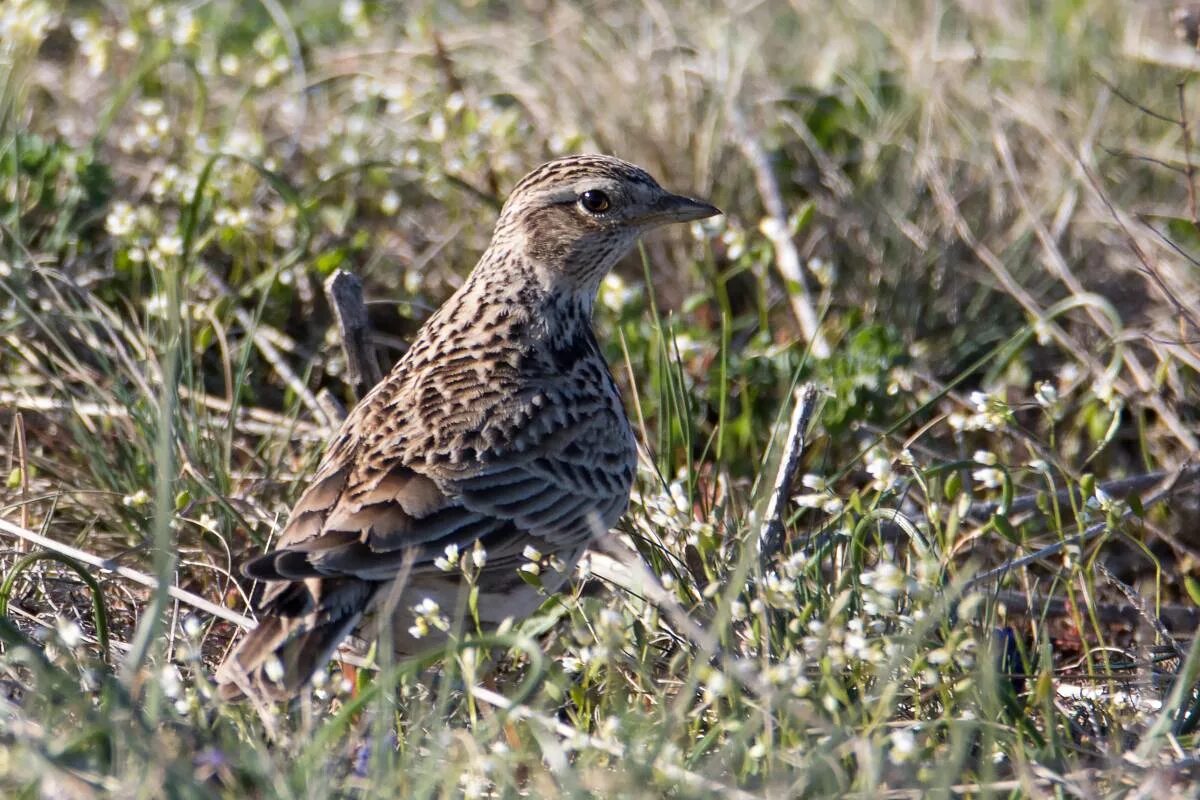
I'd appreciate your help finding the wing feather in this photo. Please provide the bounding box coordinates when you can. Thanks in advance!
[238,402,633,607]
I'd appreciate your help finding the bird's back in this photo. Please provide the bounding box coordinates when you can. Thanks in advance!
[216,262,636,699]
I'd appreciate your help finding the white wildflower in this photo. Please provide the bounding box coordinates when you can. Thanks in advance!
[160,665,183,698]
[56,618,83,649]
[380,190,401,215]
[264,656,284,683]
[155,234,183,258]
[1034,380,1058,410]
[122,489,151,508]
[889,729,917,764]
[972,467,1004,490]
[105,202,137,237]
[434,543,459,572]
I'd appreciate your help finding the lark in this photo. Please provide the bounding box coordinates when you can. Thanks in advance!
[216,155,719,700]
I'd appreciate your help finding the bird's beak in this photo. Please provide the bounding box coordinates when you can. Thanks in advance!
[636,193,722,226]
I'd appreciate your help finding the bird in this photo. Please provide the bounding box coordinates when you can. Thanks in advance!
[215,154,720,700]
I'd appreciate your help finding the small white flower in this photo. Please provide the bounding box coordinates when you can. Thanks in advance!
[56,618,83,649]
[380,190,401,215]
[160,665,183,698]
[758,216,787,240]
[434,543,459,572]
[428,113,447,142]
[1033,318,1052,346]
[172,11,197,45]
[845,631,868,658]
[264,656,284,683]
[414,598,439,616]
[105,202,137,237]
[889,729,917,764]
[801,474,827,491]
[972,467,1004,490]
[1093,486,1120,513]
[122,489,151,508]
[808,257,835,286]
[1034,381,1058,410]
[865,452,895,491]
[340,0,365,24]
[155,234,183,257]
[471,541,487,568]
[599,273,637,313]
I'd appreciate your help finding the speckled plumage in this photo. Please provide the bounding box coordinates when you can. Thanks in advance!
[216,155,719,700]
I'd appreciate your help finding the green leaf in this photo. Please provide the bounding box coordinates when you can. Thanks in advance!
[1080,473,1096,502]
[1186,577,1200,606]
[992,514,1019,544]
[1166,217,1200,255]
[944,471,962,502]
[1127,491,1145,519]
[315,247,347,275]
[517,569,543,590]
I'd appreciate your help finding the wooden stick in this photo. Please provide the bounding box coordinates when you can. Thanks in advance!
[758,384,820,569]
[324,269,382,399]
[730,108,830,359]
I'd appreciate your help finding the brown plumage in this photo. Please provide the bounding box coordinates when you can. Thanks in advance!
[215,155,719,700]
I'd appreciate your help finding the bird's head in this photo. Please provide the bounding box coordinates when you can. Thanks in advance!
[490,155,720,298]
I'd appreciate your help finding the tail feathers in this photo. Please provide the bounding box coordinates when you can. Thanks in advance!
[216,580,375,702]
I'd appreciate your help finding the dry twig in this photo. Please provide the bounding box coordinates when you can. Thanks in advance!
[758,384,821,569]
[730,108,830,358]
[324,269,382,399]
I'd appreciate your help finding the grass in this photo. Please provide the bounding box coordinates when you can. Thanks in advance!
[3,0,1200,796]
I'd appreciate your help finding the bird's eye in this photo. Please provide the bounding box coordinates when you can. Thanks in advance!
[578,190,611,214]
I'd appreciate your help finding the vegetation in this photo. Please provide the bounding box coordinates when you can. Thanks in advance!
[2,1,1200,796]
